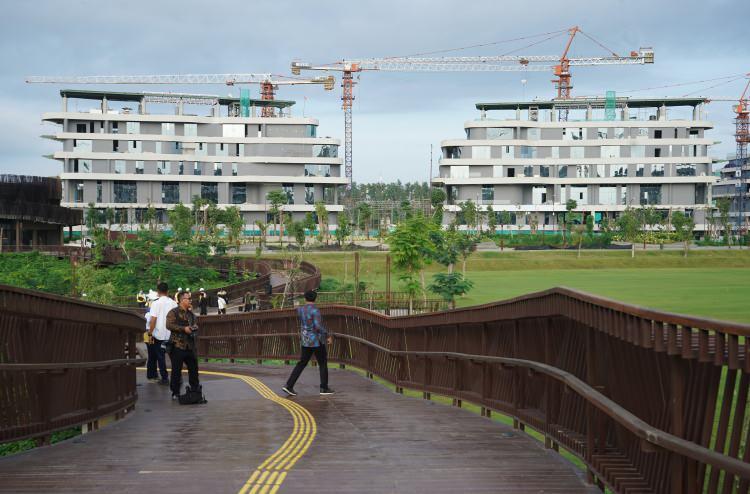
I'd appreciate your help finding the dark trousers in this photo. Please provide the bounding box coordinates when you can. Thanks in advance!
[199,306,207,316]
[146,338,168,381]
[170,347,200,396]
[286,345,328,389]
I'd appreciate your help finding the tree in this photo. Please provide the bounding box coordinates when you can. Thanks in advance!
[222,206,244,253]
[290,221,306,251]
[671,211,695,257]
[85,203,100,232]
[616,208,640,258]
[430,227,459,273]
[429,272,474,310]
[387,214,435,312]
[266,189,288,246]
[303,212,317,236]
[716,197,732,246]
[585,214,595,240]
[564,199,577,246]
[315,201,329,245]
[357,203,373,239]
[457,234,479,275]
[497,211,512,238]
[431,188,446,225]
[168,202,193,244]
[105,207,115,232]
[486,205,496,233]
[572,224,586,258]
[254,220,268,248]
[459,200,477,232]
[335,210,352,246]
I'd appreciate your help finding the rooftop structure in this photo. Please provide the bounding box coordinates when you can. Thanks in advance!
[42,89,345,228]
[432,96,716,232]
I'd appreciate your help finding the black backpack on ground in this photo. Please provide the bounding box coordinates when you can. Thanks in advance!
[178,385,207,405]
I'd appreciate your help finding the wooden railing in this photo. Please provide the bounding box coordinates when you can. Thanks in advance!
[198,287,750,493]
[0,285,145,445]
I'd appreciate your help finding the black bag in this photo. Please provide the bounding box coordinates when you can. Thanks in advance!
[178,385,207,405]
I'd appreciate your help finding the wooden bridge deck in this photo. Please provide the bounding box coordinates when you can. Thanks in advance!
[0,365,593,493]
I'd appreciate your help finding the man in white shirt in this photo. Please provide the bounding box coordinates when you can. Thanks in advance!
[217,293,227,315]
[147,282,178,384]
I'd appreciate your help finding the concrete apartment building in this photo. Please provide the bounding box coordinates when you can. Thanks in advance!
[712,157,750,231]
[432,96,717,232]
[42,89,345,227]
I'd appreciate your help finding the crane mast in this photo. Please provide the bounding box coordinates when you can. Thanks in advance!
[735,75,750,235]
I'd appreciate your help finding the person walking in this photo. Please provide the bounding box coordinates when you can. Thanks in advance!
[217,289,227,315]
[136,290,146,308]
[166,291,201,400]
[283,290,334,396]
[243,290,253,312]
[147,282,178,385]
[198,288,208,316]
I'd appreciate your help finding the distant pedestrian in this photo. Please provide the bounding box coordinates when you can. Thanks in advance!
[283,290,334,396]
[243,290,254,312]
[248,294,259,311]
[148,282,178,385]
[136,290,146,308]
[174,288,183,303]
[198,288,208,316]
[217,293,227,315]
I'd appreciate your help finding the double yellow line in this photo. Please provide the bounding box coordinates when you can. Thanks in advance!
[198,370,317,494]
[137,368,316,494]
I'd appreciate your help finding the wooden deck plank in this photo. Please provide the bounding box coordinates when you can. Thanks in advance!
[0,365,594,493]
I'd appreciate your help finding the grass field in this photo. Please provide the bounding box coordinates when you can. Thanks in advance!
[264,250,750,323]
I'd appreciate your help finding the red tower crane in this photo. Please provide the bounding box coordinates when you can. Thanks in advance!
[292,26,653,186]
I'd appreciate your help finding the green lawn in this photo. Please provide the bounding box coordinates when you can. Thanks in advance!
[262,250,750,324]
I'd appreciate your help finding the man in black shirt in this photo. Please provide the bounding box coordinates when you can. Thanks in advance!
[166,292,200,399]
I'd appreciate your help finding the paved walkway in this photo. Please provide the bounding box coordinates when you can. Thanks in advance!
[0,365,594,493]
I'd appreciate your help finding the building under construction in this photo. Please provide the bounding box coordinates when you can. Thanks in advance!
[433,95,717,232]
[41,89,345,227]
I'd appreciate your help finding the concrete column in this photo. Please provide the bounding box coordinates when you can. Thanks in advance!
[32,229,38,248]
[102,96,108,114]
[586,105,592,120]
[692,104,700,121]
[62,95,68,112]
[516,107,521,120]
[622,104,628,121]
[178,101,184,115]
[140,98,146,115]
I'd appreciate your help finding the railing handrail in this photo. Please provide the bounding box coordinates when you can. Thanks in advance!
[200,287,750,335]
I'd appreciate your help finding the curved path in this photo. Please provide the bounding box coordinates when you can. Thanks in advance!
[0,366,593,493]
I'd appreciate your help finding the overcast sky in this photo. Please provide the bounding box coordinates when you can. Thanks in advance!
[1,0,748,182]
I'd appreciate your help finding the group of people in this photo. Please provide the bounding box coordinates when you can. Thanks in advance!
[143,283,334,401]
[144,283,201,400]
[139,287,231,316]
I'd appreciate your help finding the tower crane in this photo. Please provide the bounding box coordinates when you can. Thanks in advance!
[26,73,335,117]
[704,73,750,235]
[729,74,750,234]
[291,26,654,186]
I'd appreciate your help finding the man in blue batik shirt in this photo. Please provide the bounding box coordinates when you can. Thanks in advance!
[283,290,334,396]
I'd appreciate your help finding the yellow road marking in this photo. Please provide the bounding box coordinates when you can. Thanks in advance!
[137,368,316,494]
